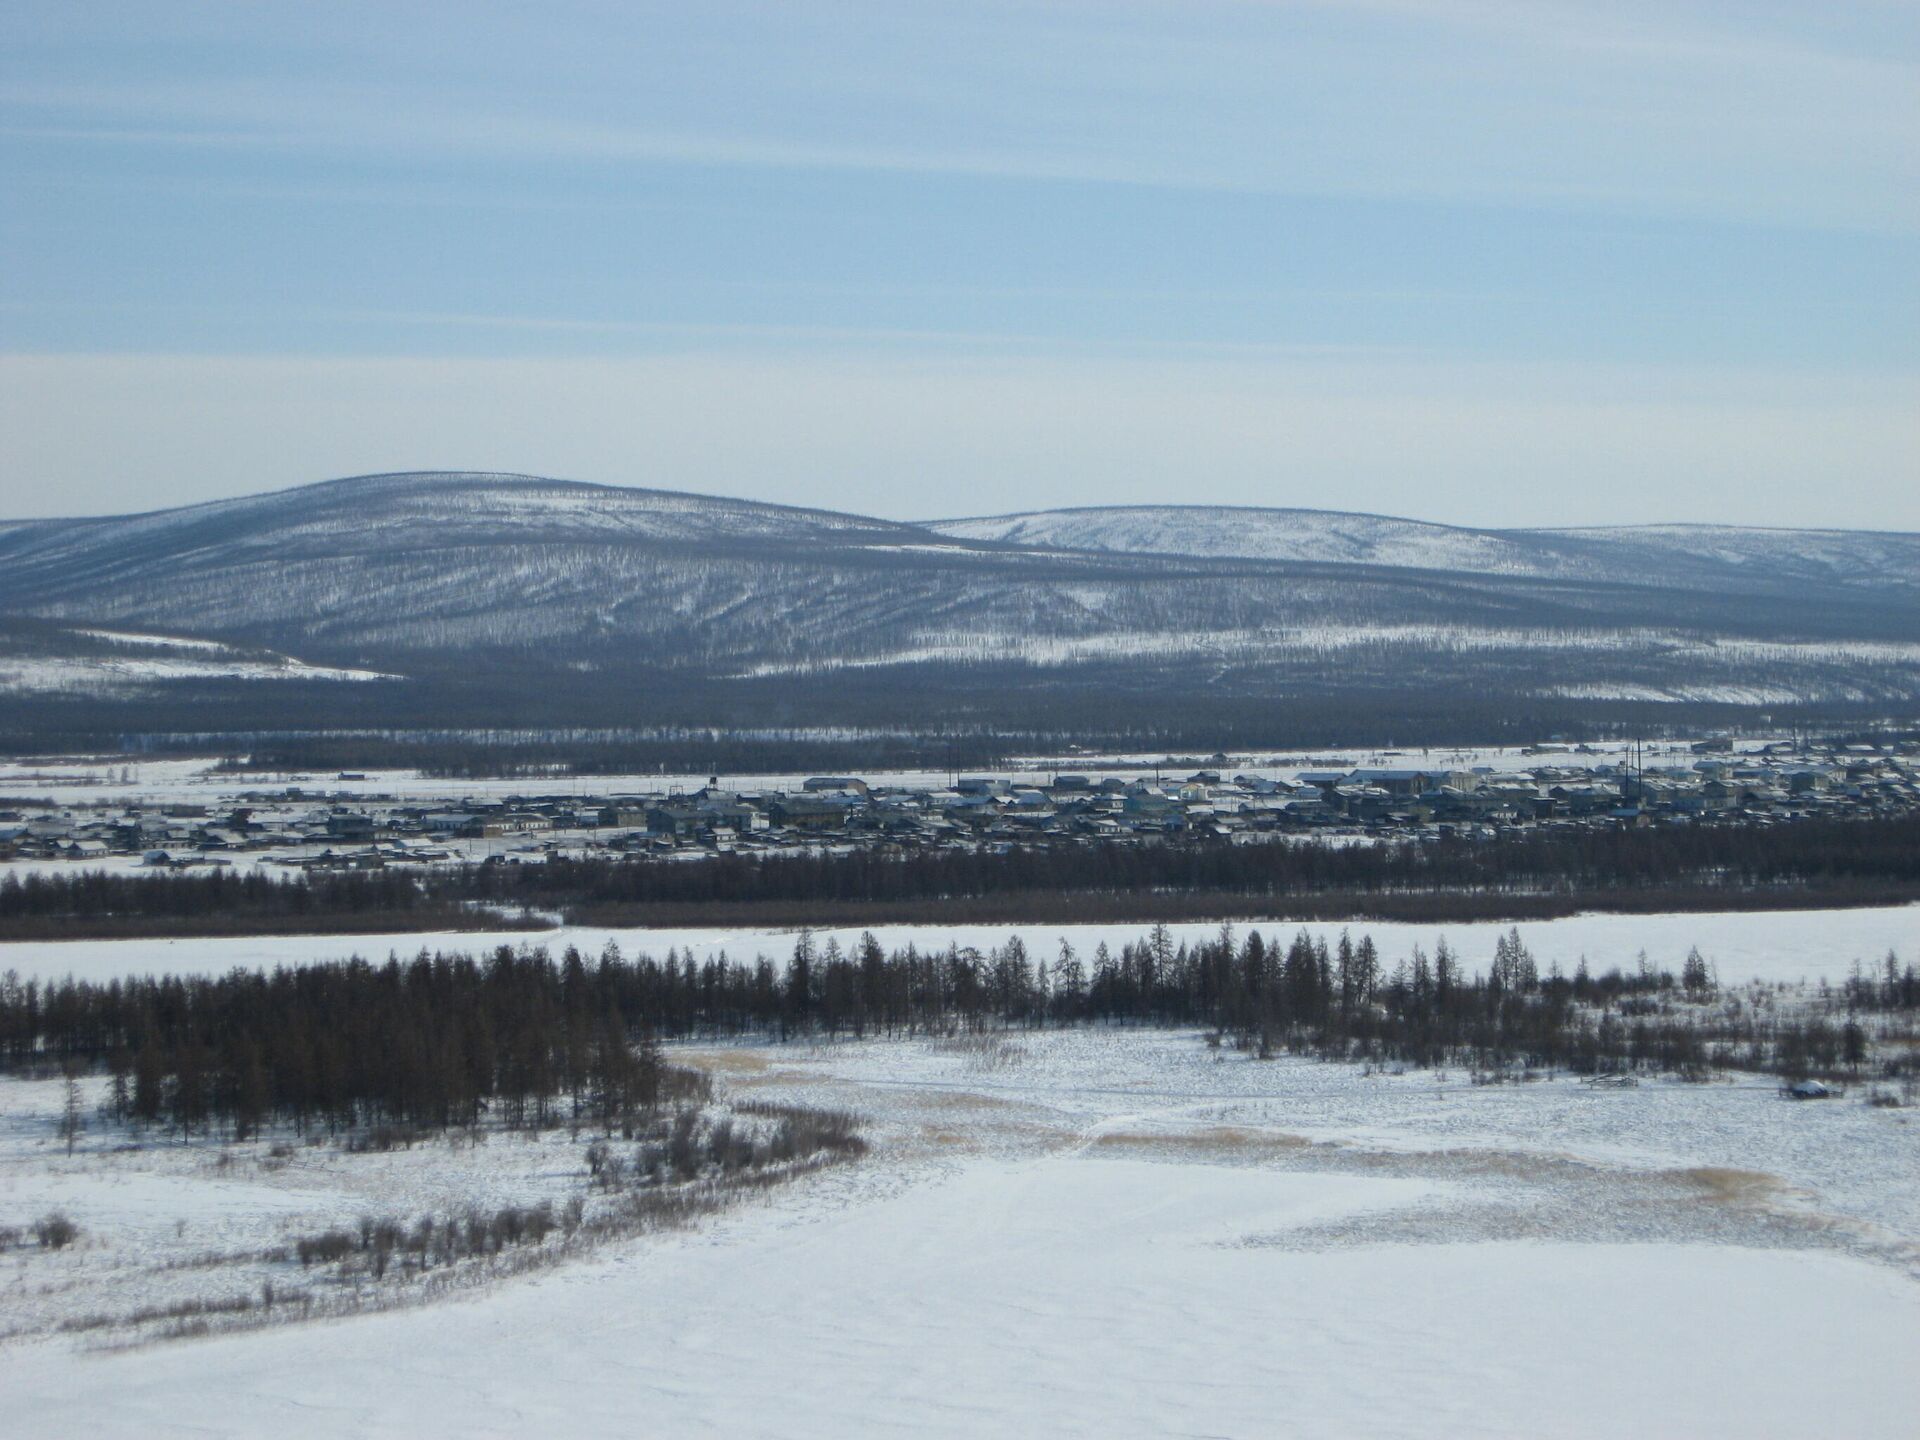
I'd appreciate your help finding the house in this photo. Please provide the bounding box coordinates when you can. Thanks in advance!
[769,795,846,831]
[1346,768,1435,798]
[481,812,551,837]
[1332,786,1396,822]
[803,776,869,794]
[1294,771,1347,793]
[326,811,377,842]
[699,798,766,833]
[645,803,704,838]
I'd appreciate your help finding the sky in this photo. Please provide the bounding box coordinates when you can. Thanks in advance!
[2,1,1916,529]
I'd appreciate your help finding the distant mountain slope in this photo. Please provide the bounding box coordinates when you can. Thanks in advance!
[931,506,1920,595]
[2,474,1916,732]
[0,471,924,587]
[933,506,1549,576]
[0,472,1110,657]
[1529,524,1920,593]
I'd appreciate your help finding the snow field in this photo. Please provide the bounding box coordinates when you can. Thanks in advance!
[767,1027,1920,1241]
[0,1073,605,1344]
[7,902,1914,990]
[1,1026,1916,1438]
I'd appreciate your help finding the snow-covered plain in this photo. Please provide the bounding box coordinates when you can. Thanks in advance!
[1,1027,1915,1438]
[6,903,1913,990]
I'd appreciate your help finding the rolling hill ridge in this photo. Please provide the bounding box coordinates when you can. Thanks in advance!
[2,472,1915,742]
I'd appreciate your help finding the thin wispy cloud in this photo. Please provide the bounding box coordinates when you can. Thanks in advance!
[4,4,1914,230]
[5,350,1912,528]
[1,1,1914,521]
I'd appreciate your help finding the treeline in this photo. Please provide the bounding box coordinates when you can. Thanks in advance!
[7,663,1907,768]
[463,813,1920,919]
[6,814,1917,939]
[0,868,535,940]
[204,731,1021,780]
[4,929,1915,1138]
[3,948,705,1138]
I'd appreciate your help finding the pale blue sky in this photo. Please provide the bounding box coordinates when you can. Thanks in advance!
[2,1,1915,526]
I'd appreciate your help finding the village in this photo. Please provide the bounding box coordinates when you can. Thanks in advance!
[3,737,1916,876]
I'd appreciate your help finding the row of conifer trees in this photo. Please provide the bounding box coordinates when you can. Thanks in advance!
[4,926,1914,1138]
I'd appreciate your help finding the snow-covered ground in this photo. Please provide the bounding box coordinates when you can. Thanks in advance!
[6,903,1913,989]
[1,1027,1915,1438]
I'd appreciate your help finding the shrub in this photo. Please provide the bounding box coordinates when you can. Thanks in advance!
[295,1229,355,1266]
[668,1107,702,1181]
[345,1125,430,1154]
[34,1212,79,1249]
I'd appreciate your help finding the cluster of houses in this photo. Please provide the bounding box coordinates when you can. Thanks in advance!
[2,739,1916,873]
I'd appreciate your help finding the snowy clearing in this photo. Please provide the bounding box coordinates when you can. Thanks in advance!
[0,654,394,695]
[73,629,232,652]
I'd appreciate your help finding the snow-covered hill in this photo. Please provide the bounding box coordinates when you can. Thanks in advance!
[0,472,923,588]
[1532,523,1920,593]
[932,506,1920,594]
[934,506,1550,575]
[2,473,1916,724]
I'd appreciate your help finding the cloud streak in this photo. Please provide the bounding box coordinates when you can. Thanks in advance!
[4,1,1914,231]
[3,2,1913,522]
[4,350,1913,529]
